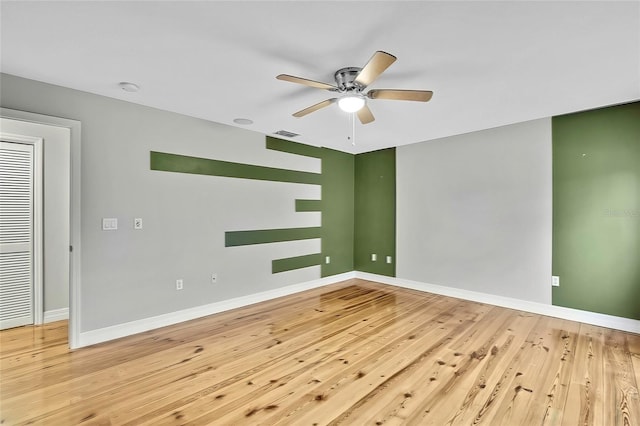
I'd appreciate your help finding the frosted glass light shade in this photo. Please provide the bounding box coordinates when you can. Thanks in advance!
[338,95,365,112]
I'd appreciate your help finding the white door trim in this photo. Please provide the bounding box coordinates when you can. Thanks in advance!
[0,134,44,325]
[1,108,82,349]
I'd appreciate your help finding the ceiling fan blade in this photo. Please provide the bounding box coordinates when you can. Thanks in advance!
[367,89,433,102]
[276,74,336,90]
[354,51,397,88]
[293,98,337,117]
[357,105,375,124]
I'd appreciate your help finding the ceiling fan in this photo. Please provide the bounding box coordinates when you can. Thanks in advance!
[276,51,433,125]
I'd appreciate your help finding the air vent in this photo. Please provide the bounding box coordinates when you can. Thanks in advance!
[273,130,299,138]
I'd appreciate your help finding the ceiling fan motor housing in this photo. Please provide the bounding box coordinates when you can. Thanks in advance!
[334,67,364,92]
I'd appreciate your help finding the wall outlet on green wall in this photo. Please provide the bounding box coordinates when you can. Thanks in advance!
[552,276,559,287]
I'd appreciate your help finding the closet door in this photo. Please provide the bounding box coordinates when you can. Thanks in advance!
[0,141,34,329]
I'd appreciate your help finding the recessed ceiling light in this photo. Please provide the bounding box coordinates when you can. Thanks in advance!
[119,82,140,92]
[233,118,253,125]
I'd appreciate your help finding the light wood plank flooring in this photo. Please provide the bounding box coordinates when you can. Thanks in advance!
[1,279,639,425]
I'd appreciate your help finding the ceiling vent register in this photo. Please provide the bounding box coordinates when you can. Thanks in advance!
[273,130,300,138]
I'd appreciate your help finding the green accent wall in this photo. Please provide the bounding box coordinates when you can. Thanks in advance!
[272,253,323,274]
[150,151,321,185]
[552,102,640,320]
[354,148,396,276]
[151,138,359,277]
[225,227,322,247]
[295,199,322,212]
[151,138,396,279]
[321,148,355,277]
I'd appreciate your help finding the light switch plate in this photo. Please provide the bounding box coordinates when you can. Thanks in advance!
[102,218,118,230]
[134,218,143,230]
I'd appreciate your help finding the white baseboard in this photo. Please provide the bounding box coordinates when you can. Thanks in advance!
[44,307,69,323]
[76,270,637,349]
[355,272,640,334]
[77,271,356,348]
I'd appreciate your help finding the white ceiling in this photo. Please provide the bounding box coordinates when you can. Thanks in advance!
[1,1,639,154]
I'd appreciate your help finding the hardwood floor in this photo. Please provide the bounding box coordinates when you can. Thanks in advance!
[1,279,639,425]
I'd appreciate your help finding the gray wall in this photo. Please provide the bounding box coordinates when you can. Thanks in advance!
[396,119,553,304]
[0,72,554,334]
[0,73,321,332]
[0,118,70,312]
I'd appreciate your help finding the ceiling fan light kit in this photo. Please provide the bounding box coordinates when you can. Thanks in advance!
[338,95,366,113]
[276,51,433,125]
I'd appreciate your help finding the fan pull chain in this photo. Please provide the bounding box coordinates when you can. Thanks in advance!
[351,112,356,146]
[346,112,356,146]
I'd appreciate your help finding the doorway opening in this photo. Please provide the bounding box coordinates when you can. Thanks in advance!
[0,108,81,348]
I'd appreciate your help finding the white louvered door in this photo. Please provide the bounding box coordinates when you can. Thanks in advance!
[0,141,34,329]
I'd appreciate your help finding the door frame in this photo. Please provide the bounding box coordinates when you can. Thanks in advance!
[1,108,81,349]
[0,135,44,325]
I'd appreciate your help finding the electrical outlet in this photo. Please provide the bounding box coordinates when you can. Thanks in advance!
[386,256,393,264]
[371,254,377,261]
[211,273,217,284]
[176,279,183,290]
[552,276,560,287]
[325,256,330,264]
[134,218,143,230]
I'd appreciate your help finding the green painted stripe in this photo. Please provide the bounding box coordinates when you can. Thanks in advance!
[151,151,321,185]
[266,136,323,158]
[272,253,323,273]
[225,227,322,247]
[295,199,322,212]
